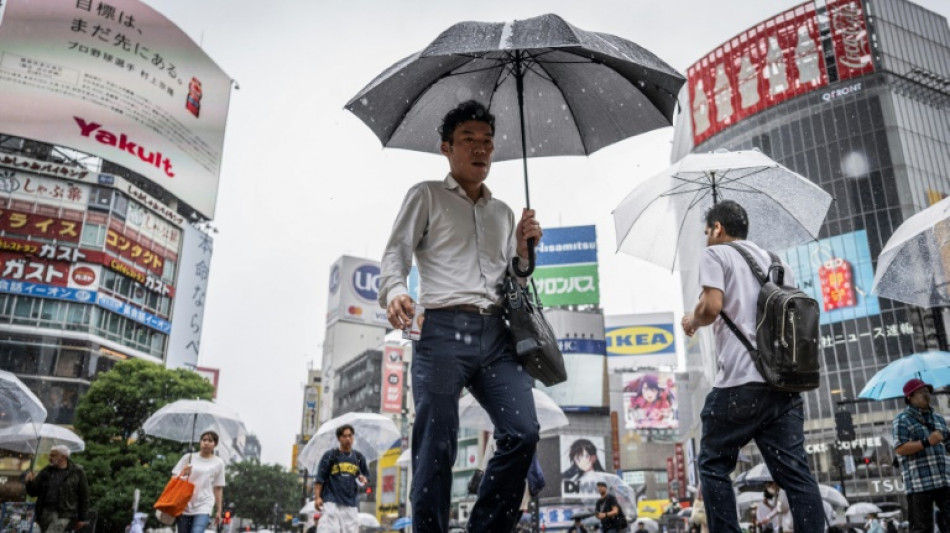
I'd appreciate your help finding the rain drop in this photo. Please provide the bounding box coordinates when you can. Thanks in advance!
[360,97,369,106]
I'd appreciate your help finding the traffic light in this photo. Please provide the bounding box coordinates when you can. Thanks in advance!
[835,410,855,441]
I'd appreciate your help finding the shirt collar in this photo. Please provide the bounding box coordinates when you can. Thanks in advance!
[443,173,492,202]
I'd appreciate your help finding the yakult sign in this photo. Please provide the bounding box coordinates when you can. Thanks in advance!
[326,255,388,328]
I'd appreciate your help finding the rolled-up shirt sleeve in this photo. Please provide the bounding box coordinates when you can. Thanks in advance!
[379,184,429,308]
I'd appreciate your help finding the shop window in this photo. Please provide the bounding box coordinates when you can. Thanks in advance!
[66,304,88,329]
[53,349,86,379]
[12,297,35,320]
[162,260,176,283]
[80,223,106,247]
[101,269,117,292]
[39,300,65,323]
[95,356,117,376]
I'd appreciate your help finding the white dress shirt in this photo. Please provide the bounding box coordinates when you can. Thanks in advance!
[379,174,522,310]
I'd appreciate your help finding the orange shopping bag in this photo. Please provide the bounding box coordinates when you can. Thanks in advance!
[154,473,194,517]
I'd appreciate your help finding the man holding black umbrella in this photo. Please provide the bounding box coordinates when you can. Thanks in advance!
[893,378,950,533]
[379,100,542,533]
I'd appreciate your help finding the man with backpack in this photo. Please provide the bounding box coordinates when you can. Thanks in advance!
[681,200,824,533]
[313,424,370,533]
[594,481,628,533]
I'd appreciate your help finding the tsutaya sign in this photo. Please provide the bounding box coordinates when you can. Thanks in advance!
[687,0,874,145]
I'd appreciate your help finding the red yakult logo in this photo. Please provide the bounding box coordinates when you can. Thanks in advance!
[73,117,175,178]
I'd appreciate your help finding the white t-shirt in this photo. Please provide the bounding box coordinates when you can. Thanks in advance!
[172,453,226,516]
[697,240,796,388]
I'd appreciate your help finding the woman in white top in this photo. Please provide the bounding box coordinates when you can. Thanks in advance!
[171,431,227,533]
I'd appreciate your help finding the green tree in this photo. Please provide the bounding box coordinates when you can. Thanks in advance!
[71,359,214,533]
[225,460,301,528]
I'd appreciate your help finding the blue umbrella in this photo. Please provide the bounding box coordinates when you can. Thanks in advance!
[392,517,412,530]
[858,351,950,400]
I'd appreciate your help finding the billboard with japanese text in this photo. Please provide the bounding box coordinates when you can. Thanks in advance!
[533,225,600,307]
[536,309,605,409]
[604,312,677,371]
[779,229,880,325]
[687,0,873,145]
[326,255,388,328]
[166,223,213,369]
[0,0,232,218]
[559,435,607,500]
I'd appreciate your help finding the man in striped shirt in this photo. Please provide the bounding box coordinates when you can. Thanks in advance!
[894,378,950,533]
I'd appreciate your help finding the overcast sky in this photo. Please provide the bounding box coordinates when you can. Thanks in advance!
[139,0,950,466]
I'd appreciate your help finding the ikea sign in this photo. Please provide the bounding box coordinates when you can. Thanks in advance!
[605,325,675,355]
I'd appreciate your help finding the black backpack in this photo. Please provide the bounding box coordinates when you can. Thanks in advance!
[718,242,821,392]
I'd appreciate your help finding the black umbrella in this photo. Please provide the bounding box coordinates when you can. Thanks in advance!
[346,13,685,275]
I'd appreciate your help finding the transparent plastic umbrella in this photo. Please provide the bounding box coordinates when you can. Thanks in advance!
[142,399,247,450]
[0,370,47,429]
[632,517,659,533]
[458,388,568,432]
[613,149,832,271]
[872,196,950,307]
[0,423,84,454]
[358,513,380,528]
[582,472,637,521]
[858,351,950,400]
[298,412,399,469]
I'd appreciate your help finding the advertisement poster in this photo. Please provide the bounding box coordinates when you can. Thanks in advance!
[779,229,880,325]
[622,371,679,431]
[537,309,605,409]
[0,0,232,217]
[559,435,607,500]
[381,345,404,414]
[325,255,388,328]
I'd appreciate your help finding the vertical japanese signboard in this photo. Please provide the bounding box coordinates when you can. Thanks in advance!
[533,225,600,307]
[0,0,232,217]
[166,223,212,369]
[381,345,404,414]
[687,0,873,146]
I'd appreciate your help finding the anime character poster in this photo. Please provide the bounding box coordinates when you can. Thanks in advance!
[622,372,678,431]
[559,435,607,500]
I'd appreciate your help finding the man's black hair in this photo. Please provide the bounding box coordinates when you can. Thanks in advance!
[336,424,355,438]
[704,200,749,239]
[439,100,495,143]
[596,481,608,487]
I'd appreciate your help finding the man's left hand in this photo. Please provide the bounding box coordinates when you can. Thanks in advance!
[516,208,542,259]
[358,474,368,485]
[681,313,697,337]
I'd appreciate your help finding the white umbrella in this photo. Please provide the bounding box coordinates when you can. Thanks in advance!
[298,412,399,468]
[395,448,411,468]
[819,484,849,508]
[633,517,659,533]
[613,149,832,271]
[357,512,380,527]
[0,423,84,454]
[458,388,568,432]
[871,195,950,307]
[0,370,47,427]
[299,500,315,515]
[736,491,763,510]
[846,502,882,518]
[142,399,247,449]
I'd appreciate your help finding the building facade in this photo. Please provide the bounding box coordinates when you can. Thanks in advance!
[673,0,950,503]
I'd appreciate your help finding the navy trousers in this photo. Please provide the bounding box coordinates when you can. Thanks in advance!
[698,383,825,533]
[410,309,539,533]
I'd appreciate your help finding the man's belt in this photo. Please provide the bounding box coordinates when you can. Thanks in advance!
[429,304,503,317]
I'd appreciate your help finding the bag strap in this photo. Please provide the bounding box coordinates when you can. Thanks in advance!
[717,243,762,356]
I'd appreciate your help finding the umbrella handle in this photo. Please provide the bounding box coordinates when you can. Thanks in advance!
[511,238,536,277]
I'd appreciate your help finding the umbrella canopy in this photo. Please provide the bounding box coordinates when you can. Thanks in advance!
[858,351,950,400]
[0,370,47,429]
[298,412,400,468]
[357,512,380,527]
[872,196,950,307]
[819,484,849,508]
[142,399,247,447]
[298,500,315,515]
[846,502,882,517]
[613,149,833,271]
[0,423,84,454]
[632,517,659,533]
[395,448,412,468]
[392,517,412,530]
[736,490,764,510]
[733,463,773,488]
[458,388,567,432]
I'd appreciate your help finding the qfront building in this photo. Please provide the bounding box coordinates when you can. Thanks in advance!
[672,0,950,503]
[0,0,232,433]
